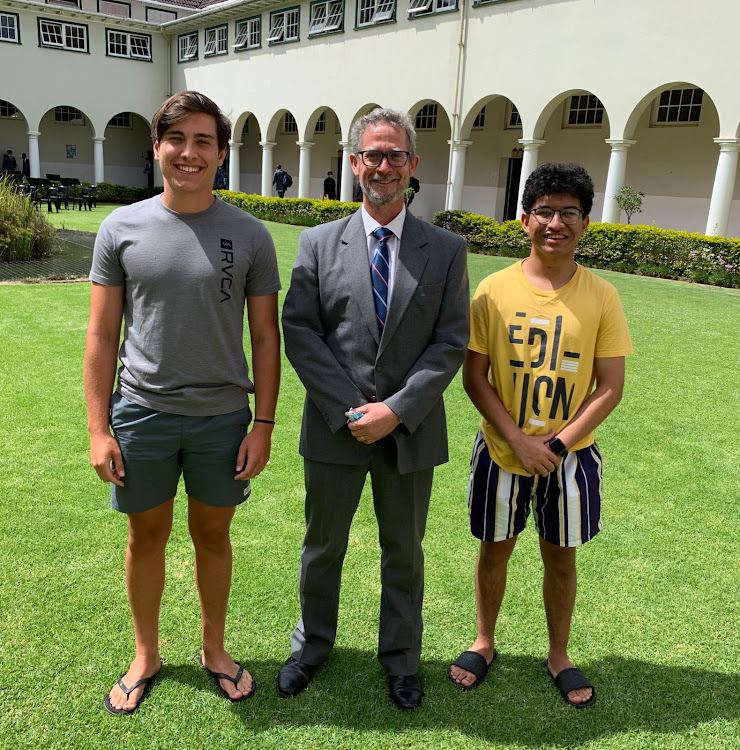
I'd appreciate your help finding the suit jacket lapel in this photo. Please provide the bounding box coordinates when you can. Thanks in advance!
[340,210,381,345]
[380,213,429,356]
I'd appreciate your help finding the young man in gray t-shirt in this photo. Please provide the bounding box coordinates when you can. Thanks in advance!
[84,92,281,714]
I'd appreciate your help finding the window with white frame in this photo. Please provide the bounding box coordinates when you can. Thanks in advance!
[653,87,703,125]
[565,94,604,127]
[408,0,455,17]
[310,0,343,35]
[205,25,227,56]
[39,19,88,52]
[268,8,299,44]
[178,31,197,61]
[472,106,485,129]
[99,0,130,18]
[283,112,297,134]
[234,17,260,49]
[415,103,437,130]
[46,0,81,8]
[0,100,21,118]
[314,112,326,133]
[55,106,85,125]
[146,7,176,22]
[1,12,20,43]
[357,0,395,27]
[506,102,522,129]
[108,112,132,128]
[106,29,151,60]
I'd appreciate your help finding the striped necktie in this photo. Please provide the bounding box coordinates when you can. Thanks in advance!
[371,226,392,335]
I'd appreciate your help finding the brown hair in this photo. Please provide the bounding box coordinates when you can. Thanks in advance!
[151,91,231,151]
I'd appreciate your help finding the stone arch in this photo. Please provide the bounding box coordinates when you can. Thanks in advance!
[103,111,152,187]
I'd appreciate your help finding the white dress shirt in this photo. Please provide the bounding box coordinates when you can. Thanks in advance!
[360,204,406,304]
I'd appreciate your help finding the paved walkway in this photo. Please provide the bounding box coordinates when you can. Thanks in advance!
[0,230,95,282]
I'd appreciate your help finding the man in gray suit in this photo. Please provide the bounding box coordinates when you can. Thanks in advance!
[279,108,469,710]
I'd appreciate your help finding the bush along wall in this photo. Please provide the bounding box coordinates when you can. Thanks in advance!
[216,191,359,227]
[90,183,163,203]
[0,176,55,261]
[433,210,740,289]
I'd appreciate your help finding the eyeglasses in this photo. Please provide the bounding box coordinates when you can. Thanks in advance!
[356,150,411,168]
[529,207,584,225]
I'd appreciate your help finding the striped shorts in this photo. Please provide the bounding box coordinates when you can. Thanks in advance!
[467,431,604,547]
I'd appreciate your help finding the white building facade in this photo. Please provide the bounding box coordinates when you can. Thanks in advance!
[2,0,740,236]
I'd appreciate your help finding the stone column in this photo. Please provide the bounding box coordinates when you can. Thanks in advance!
[259,141,276,197]
[705,138,740,236]
[228,141,242,193]
[27,130,41,178]
[297,141,314,199]
[601,139,636,223]
[339,140,353,202]
[446,139,472,210]
[93,136,105,185]
[516,139,545,217]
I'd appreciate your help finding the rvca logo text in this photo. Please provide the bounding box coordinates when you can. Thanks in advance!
[220,239,233,303]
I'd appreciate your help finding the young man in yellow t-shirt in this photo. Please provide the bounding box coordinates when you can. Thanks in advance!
[449,163,632,708]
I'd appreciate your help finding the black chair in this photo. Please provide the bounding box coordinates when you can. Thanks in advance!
[56,184,70,210]
[37,185,62,213]
[73,186,94,211]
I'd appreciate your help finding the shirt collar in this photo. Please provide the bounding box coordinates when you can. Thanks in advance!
[361,204,406,241]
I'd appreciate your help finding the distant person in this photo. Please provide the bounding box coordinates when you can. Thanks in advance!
[2,150,16,172]
[323,171,336,200]
[21,153,30,179]
[353,181,363,203]
[273,164,287,198]
[449,162,632,709]
[143,158,153,188]
[406,175,420,207]
[85,91,281,716]
[214,165,228,190]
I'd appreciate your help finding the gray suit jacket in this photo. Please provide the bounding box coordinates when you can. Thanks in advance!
[282,210,470,474]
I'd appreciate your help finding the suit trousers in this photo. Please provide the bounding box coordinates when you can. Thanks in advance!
[290,437,434,676]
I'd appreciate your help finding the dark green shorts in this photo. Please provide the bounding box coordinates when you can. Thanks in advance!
[109,392,252,514]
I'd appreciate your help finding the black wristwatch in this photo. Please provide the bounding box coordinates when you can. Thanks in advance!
[548,437,569,458]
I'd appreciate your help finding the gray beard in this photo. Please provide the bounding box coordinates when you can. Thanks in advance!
[362,176,407,207]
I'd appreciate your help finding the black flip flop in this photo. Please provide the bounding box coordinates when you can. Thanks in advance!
[103,669,160,715]
[546,660,597,708]
[448,649,497,691]
[199,655,255,702]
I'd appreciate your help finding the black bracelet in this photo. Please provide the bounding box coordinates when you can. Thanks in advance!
[253,418,276,425]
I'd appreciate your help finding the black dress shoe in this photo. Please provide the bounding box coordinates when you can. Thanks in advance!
[277,657,318,698]
[388,674,424,711]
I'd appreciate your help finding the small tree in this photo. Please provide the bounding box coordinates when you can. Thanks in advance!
[615,185,645,224]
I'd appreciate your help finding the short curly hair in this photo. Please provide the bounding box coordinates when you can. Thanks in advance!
[522,162,594,216]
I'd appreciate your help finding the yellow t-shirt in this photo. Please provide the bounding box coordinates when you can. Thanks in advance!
[469,260,633,475]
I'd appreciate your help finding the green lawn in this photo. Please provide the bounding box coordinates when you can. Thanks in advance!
[1,223,739,749]
[45,203,127,233]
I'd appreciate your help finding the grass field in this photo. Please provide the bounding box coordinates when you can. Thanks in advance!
[1,221,739,749]
[45,203,127,233]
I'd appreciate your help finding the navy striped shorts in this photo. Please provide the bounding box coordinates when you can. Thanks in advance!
[467,431,603,547]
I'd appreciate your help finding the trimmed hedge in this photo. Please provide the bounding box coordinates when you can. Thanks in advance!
[433,210,740,289]
[91,182,163,203]
[216,191,359,226]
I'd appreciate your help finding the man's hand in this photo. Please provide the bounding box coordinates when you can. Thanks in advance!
[345,402,401,445]
[510,430,561,477]
[234,423,273,480]
[90,432,125,487]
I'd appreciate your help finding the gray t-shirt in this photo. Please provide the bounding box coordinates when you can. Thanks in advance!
[90,195,281,416]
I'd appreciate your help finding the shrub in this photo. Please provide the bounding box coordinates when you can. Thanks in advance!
[614,186,645,224]
[0,176,56,261]
[432,210,740,289]
[216,191,359,227]
[90,182,163,203]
